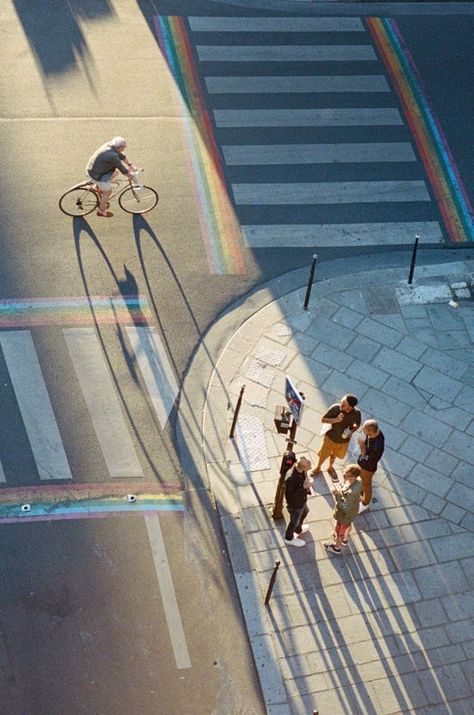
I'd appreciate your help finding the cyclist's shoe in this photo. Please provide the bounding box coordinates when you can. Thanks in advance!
[97,210,114,218]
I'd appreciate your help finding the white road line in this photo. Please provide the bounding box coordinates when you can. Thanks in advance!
[63,328,143,478]
[206,75,390,94]
[197,45,377,62]
[125,327,179,429]
[232,180,430,205]
[0,461,6,483]
[0,331,72,480]
[189,16,364,32]
[213,108,402,127]
[222,142,415,165]
[242,222,443,246]
[145,514,191,670]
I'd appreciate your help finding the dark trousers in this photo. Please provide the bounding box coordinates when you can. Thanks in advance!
[285,504,309,540]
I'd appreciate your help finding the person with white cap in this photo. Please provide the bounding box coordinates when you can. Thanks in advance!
[86,137,137,217]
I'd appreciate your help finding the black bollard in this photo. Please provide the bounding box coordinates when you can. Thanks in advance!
[229,385,245,439]
[264,560,281,605]
[408,234,420,285]
[303,254,318,310]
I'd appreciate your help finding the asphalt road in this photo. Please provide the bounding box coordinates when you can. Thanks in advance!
[0,0,472,713]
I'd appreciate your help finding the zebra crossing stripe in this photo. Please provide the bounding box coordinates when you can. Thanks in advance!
[222,143,415,165]
[241,222,442,247]
[189,16,364,32]
[206,75,390,94]
[0,331,73,481]
[0,461,6,483]
[232,180,430,205]
[213,108,402,127]
[197,44,377,62]
[63,328,144,478]
[125,327,179,429]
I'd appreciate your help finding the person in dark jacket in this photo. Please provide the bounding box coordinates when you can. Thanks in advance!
[284,457,312,547]
[357,419,385,513]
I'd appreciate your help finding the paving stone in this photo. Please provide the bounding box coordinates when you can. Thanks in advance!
[413,562,469,599]
[451,461,474,488]
[362,388,410,427]
[415,643,466,668]
[408,463,451,498]
[397,335,428,360]
[346,333,382,362]
[436,330,471,350]
[463,640,474,659]
[287,332,319,356]
[311,343,353,372]
[356,318,402,349]
[372,346,421,382]
[332,305,364,329]
[460,512,474,531]
[405,326,439,348]
[420,663,472,701]
[382,448,416,479]
[382,376,429,409]
[430,533,474,562]
[453,384,474,410]
[466,418,474,436]
[443,431,474,466]
[333,289,368,315]
[399,435,432,463]
[287,353,333,389]
[414,598,448,628]
[422,403,472,431]
[305,315,356,351]
[447,482,474,513]
[423,447,458,476]
[413,365,463,402]
[422,492,446,515]
[321,369,369,402]
[346,358,389,389]
[441,502,466,525]
[446,620,474,645]
[372,314,406,332]
[405,410,453,448]
[389,541,438,570]
[384,504,432,528]
[402,625,450,651]
[420,348,468,381]
[427,303,466,331]
[400,304,429,318]
[399,519,453,543]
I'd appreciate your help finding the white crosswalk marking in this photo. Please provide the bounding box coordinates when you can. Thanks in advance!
[189,16,364,32]
[213,108,403,127]
[64,328,144,478]
[205,75,390,94]
[0,461,6,483]
[126,327,179,429]
[242,222,442,247]
[233,181,430,205]
[0,331,73,480]
[222,143,415,165]
[197,44,377,62]
[189,14,443,247]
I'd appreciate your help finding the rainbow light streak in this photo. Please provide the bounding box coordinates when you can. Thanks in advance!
[0,481,183,524]
[154,15,245,274]
[367,17,473,243]
[0,295,153,327]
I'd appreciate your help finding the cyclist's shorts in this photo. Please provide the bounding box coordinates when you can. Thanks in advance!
[87,170,114,191]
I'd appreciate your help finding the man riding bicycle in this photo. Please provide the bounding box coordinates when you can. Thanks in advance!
[86,137,137,218]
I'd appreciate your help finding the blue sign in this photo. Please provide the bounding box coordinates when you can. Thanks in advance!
[285,375,305,424]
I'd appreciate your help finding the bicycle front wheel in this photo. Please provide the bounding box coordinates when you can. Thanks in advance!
[59,187,98,217]
[118,185,159,215]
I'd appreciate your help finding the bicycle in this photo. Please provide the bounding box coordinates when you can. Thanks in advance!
[59,170,159,217]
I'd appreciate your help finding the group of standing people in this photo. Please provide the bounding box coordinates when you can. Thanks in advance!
[284,394,385,555]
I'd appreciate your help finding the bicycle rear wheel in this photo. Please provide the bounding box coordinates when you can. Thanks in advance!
[59,187,99,216]
[118,185,159,214]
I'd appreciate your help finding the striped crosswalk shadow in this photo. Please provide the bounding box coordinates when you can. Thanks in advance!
[0,325,179,484]
[188,14,444,247]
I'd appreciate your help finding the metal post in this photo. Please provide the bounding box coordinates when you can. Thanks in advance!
[272,419,298,520]
[303,253,318,310]
[408,234,420,285]
[264,560,281,605]
[229,384,245,439]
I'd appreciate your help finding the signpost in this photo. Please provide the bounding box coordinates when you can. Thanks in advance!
[272,377,306,519]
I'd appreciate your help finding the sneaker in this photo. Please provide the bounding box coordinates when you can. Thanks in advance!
[324,542,342,555]
[284,536,305,548]
[97,210,114,218]
[327,466,339,482]
[342,539,349,547]
[295,524,310,535]
[358,503,370,514]
[310,468,322,478]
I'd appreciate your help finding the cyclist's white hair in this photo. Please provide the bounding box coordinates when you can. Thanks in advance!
[110,136,127,148]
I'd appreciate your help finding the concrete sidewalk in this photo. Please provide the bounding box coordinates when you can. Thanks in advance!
[178,255,474,715]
